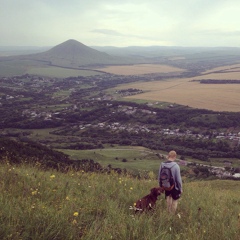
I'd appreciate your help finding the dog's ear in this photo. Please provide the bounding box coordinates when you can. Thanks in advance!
[150,188,156,194]
[150,187,160,196]
[152,187,164,195]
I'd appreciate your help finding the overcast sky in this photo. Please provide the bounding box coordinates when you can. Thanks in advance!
[1,0,240,47]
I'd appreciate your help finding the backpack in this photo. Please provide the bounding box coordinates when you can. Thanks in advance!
[159,163,176,191]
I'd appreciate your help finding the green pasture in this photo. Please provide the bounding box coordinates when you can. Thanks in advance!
[121,98,174,108]
[0,62,25,76]
[209,157,240,168]
[190,114,219,123]
[53,90,71,98]
[0,59,48,76]
[59,146,162,173]
[106,87,182,108]
[27,66,101,78]
[33,103,71,111]
[58,145,240,174]
[5,128,61,143]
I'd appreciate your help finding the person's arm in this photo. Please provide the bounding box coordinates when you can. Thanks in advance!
[158,163,162,186]
[174,164,182,193]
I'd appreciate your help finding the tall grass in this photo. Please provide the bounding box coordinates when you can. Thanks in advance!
[0,162,239,240]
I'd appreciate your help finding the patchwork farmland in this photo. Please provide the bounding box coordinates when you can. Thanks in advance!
[106,63,240,112]
[95,64,185,75]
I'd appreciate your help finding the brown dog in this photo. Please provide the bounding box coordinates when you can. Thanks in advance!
[134,187,163,212]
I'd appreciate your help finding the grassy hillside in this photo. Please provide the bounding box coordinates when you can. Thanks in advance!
[0,162,239,240]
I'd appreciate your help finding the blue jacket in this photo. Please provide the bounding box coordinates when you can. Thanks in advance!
[158,161,182,192]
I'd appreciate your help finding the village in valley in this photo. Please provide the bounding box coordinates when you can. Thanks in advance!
[1,73,240,179]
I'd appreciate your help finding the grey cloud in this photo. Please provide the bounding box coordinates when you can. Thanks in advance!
[199,30,240,37]
[91,29,124,36]
[91,29,163,42]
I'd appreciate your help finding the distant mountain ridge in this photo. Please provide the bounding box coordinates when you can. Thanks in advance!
[2,39,240,70]
[32,39,121,67]
[1,39,142,68]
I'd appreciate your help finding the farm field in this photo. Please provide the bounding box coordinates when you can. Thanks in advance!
[95,64,185,75]
[27,66,101,77]
[203,63,240,74]
[112,66,240,111]
[58,146,240,172]
[59,146,161,174]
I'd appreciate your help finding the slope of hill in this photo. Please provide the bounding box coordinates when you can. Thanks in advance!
[31,39,127,67]
[0,40,143,69]
[0,161,239,239]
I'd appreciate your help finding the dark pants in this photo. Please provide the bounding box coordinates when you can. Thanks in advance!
[165,188,181,200]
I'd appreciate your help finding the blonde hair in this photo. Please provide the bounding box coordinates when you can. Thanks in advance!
[168,150,177,159]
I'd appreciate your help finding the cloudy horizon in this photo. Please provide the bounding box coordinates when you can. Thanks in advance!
[2,0,240,47]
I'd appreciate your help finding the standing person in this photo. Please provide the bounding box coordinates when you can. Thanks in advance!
[158,150,182,214]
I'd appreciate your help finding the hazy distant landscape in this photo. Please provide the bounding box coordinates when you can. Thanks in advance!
[0,39,240,165]
[2,0,240,237]
[2,39,240,111]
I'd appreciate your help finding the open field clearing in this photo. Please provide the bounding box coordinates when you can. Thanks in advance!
[198,71,240,80]
[59,146,161,173]
[27,66,101,77]
[58,146,240,171]
[203,63,240,74]
[95,64,185,75]
[115,76,240,112]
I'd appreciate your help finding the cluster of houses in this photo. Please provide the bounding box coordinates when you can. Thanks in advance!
[177,159,240,179]
[21,109,59,121]
[75,119,240,146]
[118,105,157,115]
[18,96,240,148]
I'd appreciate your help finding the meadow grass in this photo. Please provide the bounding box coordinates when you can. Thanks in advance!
[58,146,239,172]
[27,67,101,78]
[0,162,239,240]
[59,147,161,174]
[95,64,185,75]
[0,63,25,76]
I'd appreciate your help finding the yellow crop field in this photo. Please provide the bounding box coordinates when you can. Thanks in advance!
[95,64,185,75]
[115,76,240,112]
[203,63,240,74]
[195,71,240,80]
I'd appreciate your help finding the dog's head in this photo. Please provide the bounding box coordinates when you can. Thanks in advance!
[150,187,164,197]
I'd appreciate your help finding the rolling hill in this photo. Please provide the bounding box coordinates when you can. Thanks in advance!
[0,39,143,69]
[30,39,127,67]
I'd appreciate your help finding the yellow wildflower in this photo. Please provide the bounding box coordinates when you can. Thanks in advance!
[73,212,79,217]
[50,174,55,179]
[31,191,37,196]
[72,219,77,225]
[66,196,70,201]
